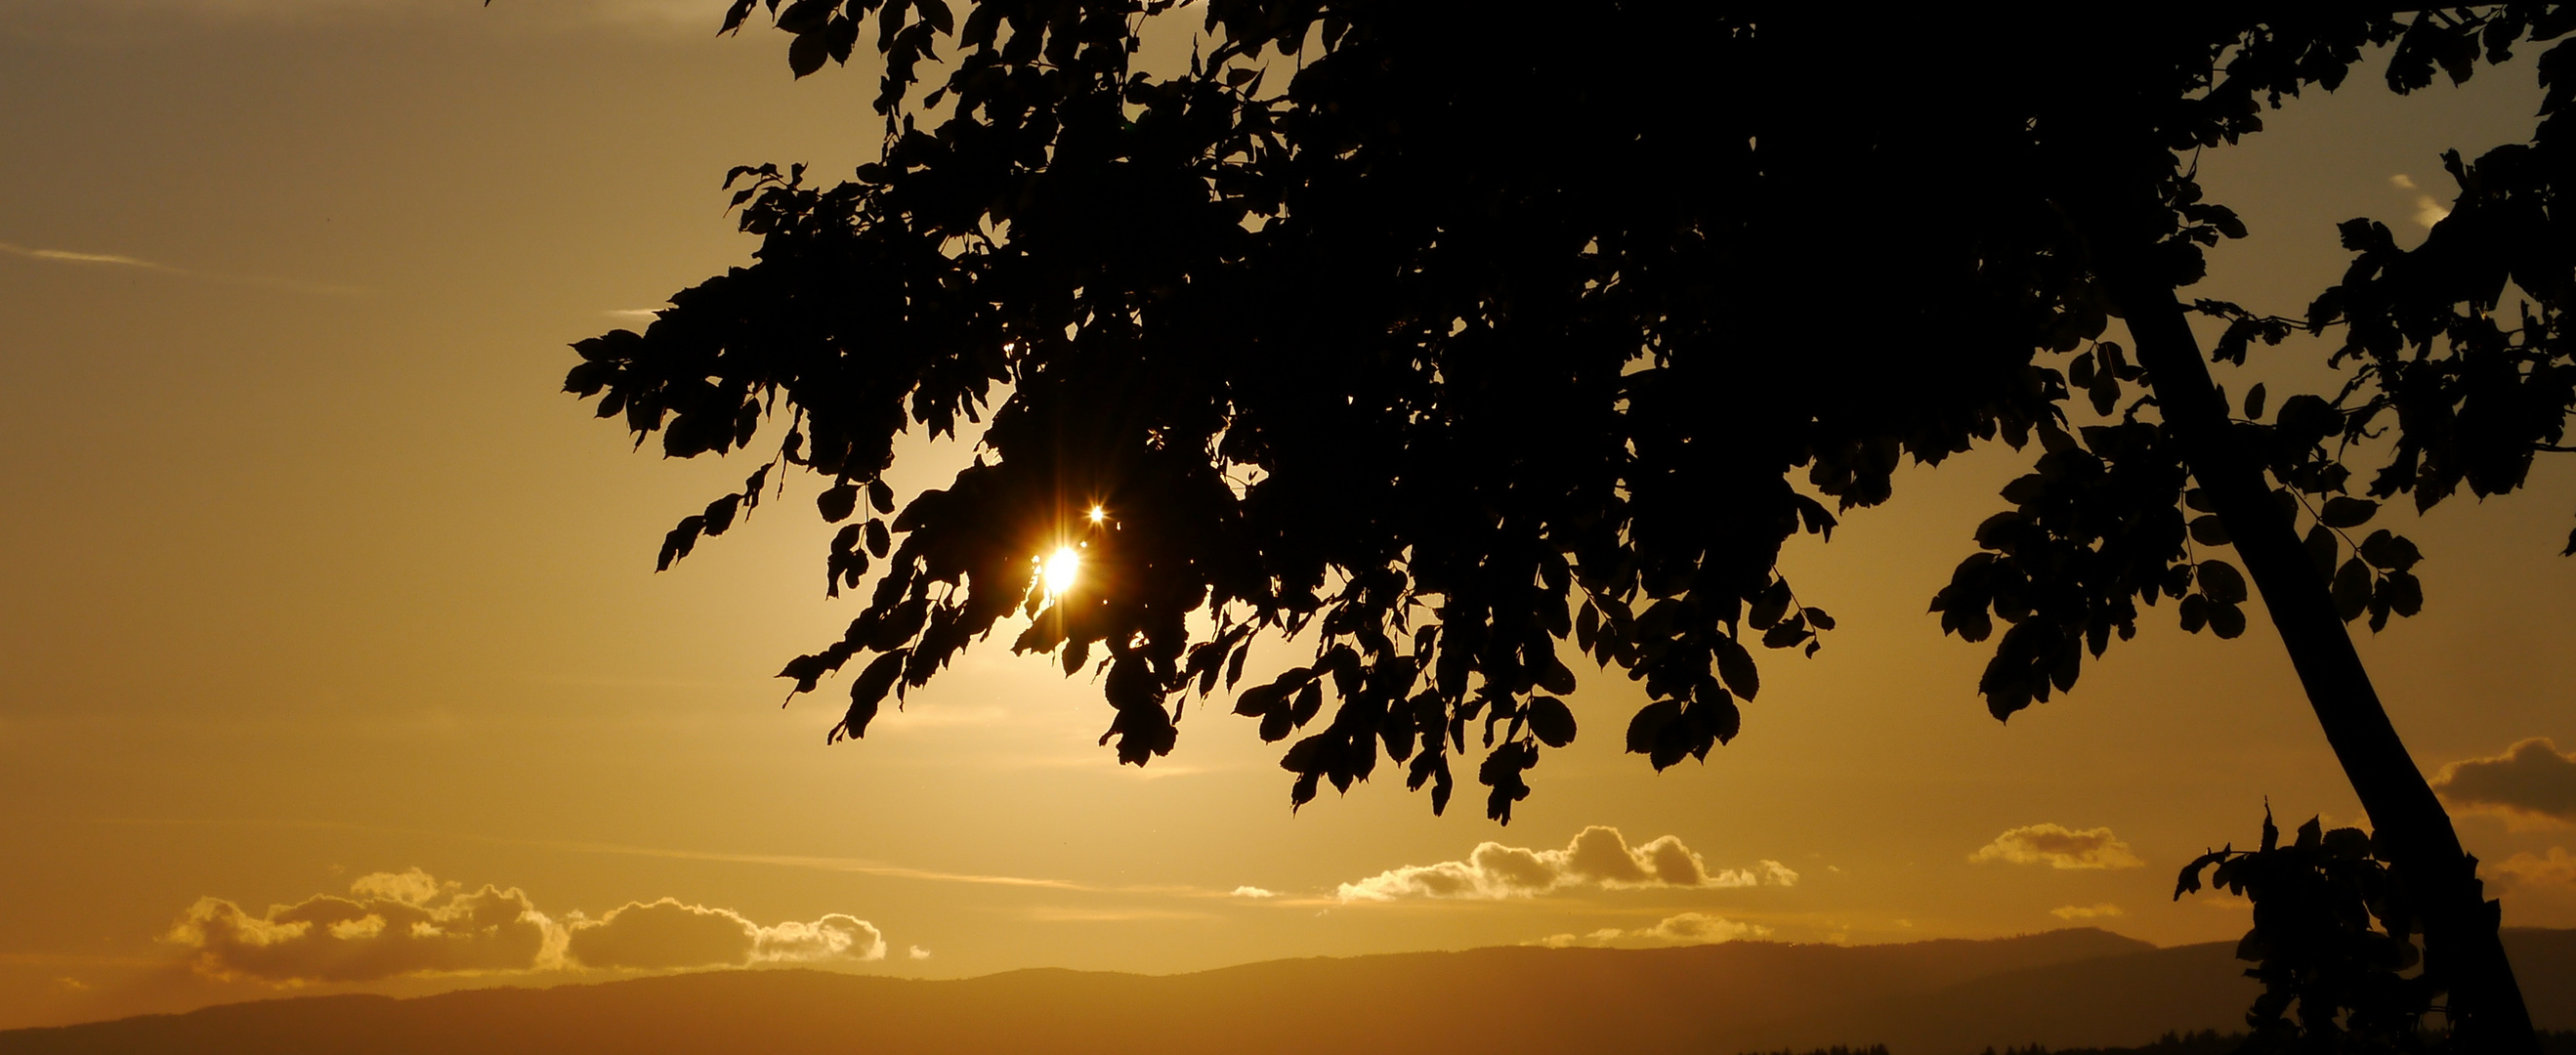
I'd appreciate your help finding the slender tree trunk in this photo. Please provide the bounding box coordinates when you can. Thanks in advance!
[2097,266,2537,1054]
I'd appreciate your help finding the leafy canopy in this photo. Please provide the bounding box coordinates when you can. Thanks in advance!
[566,2,2576,823]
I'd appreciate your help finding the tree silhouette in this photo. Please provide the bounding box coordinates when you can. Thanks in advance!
[562,3,2572,1049]
[2176,809,2451,1054]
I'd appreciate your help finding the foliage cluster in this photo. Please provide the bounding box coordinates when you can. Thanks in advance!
[2177,811,2446,1054]
[566,2,2576,823]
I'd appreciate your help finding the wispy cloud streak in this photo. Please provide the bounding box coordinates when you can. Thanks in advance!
[86,815,1252,901]
[0,239,369,296]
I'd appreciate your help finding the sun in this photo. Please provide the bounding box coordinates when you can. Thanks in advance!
[1041,545,1081,599]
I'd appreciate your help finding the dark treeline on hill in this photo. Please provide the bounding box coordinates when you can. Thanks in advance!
[1754,1031,2576,1055]
[1746,1046,1895,1055]
[1965,1030,2576,1055]
[6,930,2572,1055]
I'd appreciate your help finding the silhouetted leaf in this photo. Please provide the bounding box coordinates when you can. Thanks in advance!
[2189,514,2231,546]
[1289,682,1323,727]
[1526,695,1576,748]
[2304,525,2339,577]
[1760,620,1811,650]
[1225,641,1249,690]
[657,515,706,571]
[702,493,742,535]
[1689,693,1742,746]
[1748,578,1793,630]
[2197,560,2249,605]
[818,483,860,523]
[1626,699,1679,757]
[1233,683,1286,718]
[2209,601,2248,639]
[1713,636,1759,700]
[2356,529,2421,571]
[787,30,829,76]
[2318,496,2380,528]
[2386,570,2424,616]
[2332,558,2373,621]
[837,649,908,740]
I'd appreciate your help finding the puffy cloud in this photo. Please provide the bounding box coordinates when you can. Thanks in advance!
[2492,848,2576,889]
[1643,911,1766,943]
[907,946,932,960]
[169,868,553,983]
[2050,903,2126,920]
[1336,826,1794,902]
[565,900,884,969]
[2434,738,2576,824]
[1534,912,1770,949]
[168,869,883,984]
[1969,824,2143,870]
[1229,886,1277,899]
[755,913,886,963]
[1709,860,1803,889]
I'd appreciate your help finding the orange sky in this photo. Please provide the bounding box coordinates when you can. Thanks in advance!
[3,0,2574,1033]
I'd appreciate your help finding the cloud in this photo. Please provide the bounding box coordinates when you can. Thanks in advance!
[2434,738,2576,824]
[1335,826,1794,902]
[1229,886,1277,899]
[1534,911,1770,949]
[1643,911,1766,943]
[168,868,883,984]
[907,946,932,960]
[2050,903,2126,920]
[2389,174,2452,228]
[0,238,367,296]
[566,899,884,969]
[168,868,553,983]
[2492,848,2576,889]
[0,240,181,274]
[1969,824,2143,870]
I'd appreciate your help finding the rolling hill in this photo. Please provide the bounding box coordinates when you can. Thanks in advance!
[5,928,2569,1055]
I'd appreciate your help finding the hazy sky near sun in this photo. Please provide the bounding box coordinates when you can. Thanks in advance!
[5,0,2576,1033]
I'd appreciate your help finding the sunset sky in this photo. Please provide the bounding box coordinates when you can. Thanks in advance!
[5,0,2576,1033]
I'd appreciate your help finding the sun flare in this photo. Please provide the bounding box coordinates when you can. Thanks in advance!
[1042,546,1081,598]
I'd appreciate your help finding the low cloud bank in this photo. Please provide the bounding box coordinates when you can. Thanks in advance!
[2050,903,2125,920]
[170,870,549,983]
[1536,911,1771,949]
[566,899,884,970]
[169,868,883,984]
[1336,825,1795,902]
[1969,824,2143,870]
[2435,738,2576,823]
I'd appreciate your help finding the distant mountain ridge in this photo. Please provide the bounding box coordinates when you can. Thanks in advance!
[6,928,2570,1055]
